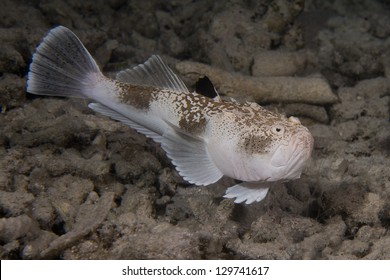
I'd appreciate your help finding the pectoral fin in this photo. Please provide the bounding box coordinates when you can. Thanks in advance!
[161,122,223,186]
[224,182,270,204]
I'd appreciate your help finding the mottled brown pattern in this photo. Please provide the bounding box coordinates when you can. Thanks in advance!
[166,92,211,134]
[241,134,272,154]
[179,116,207,134]
[154,89,291,142]
[116,81,157,110]
[189,95,278,133]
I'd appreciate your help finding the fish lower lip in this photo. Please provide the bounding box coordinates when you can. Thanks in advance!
[270,133,307,168]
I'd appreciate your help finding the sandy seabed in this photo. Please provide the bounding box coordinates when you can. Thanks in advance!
[0,0,389,259]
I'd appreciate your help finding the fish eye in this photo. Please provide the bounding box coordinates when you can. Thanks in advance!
[271,125,285,135]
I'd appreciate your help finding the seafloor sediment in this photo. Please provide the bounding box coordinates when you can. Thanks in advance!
[0,0,389,259]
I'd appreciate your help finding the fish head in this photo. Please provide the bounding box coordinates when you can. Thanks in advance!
[235,115,314,182]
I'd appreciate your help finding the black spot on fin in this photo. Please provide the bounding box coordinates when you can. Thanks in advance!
[195,76,219,99]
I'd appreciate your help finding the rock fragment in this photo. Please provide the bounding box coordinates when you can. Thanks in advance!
[40,192,114,258]
[0,215,40,243]
[251,51,308,77]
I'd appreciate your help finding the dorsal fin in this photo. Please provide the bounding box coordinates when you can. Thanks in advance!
[116,55,189,93]
[195,76,221,101]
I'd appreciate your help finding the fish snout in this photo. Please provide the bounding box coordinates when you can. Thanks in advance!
[269,127,313,179]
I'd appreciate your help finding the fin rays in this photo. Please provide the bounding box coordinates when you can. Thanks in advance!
[116,55,189,93]
[161,125,223,186]
[27,26,100,98]
[88,103,223,186]
[224,182,270,204]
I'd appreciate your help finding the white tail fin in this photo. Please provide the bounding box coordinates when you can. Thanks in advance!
[27,26,101,98]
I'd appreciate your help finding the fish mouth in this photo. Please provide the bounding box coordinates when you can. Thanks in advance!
[270,128,314,179]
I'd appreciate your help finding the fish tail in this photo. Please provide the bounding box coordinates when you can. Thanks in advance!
[27,26,101,98]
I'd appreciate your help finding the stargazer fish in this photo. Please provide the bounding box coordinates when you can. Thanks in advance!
[27,26,314,204]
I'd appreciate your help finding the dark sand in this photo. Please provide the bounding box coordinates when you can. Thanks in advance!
[0,0,389,259]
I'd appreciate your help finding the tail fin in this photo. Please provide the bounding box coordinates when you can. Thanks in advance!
[27,26,101,98]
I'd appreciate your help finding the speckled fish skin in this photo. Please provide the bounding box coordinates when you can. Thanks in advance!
[27,26,314,204]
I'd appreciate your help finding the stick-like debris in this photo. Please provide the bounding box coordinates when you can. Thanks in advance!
[176,61,338,105]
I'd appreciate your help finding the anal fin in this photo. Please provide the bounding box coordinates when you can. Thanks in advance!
[88,102,223,186]
[88,103,162,142]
